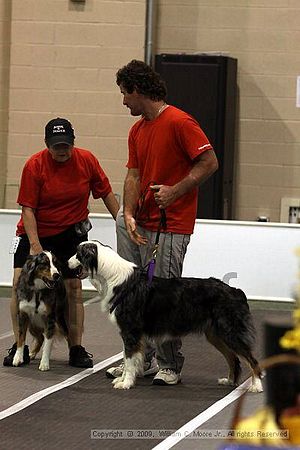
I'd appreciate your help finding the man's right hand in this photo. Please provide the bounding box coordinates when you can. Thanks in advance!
[125,215,147,245]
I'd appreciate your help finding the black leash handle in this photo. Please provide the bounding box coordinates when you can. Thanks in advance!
[155,209,167,245]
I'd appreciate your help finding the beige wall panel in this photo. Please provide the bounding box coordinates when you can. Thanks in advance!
[236,207,279,222]
[233,53,265,75]
[0,65,11,90]
[240,97,263,119]
[10,89,57,112]
[96,114,137,138]
[238,164,284,188]
[5,0,145,208]
[262,53,300,75]
[0,0,11,207]
[266,8,300,30]
[0,1,11,20]
[54,23,102,46]
[282,166,300,188]
[7,134,32,157]
[12,1,145,24]
[11,22,55,44]
[1,0,300,221]
[74,92,121,114]
[53,67,99,90]
[196,1,290,6]
[263,98,300,120]
[289,0,300,7]
[55,46,143,69]
[157,1,300,222]
[54,23,144,47]
[238,185,284,209]
[10,44,56,66]
[9,111,53,135]
[238,142,300,166]
[90,2,145,24]
[100,159,127,183]
[158,6,200,27]
[240,75,295,98]
[10,66,54,89]
[95,137,128,161]
[239,120,286,143]
[157,27,198,51]
[98,68,119,91]
[4,184,20,210]
[284,121,300,143]
[7,155,27,181]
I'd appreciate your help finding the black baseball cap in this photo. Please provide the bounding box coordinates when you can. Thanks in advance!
[45,117,75,146]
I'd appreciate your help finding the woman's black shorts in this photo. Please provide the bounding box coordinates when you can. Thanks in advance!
[14,225,88,278]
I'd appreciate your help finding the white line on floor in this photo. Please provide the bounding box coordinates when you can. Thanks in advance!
[151,378,252,450]
[0,351,123,421]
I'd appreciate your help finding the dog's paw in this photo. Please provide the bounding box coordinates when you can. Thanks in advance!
[218,377,236,386]
[12,352,23,367]
[248,378,263,393]
[113,380,134,390]
[112,376,124,385]
[39,361,50,371]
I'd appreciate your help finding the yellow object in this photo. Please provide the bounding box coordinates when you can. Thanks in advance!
[280,414,300,445]
[280,248,300,352]
[234,406,289,447]
[280,326,300,352]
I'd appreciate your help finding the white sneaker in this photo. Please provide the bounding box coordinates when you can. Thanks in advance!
[106,357,159,379]
[152,369,181,385]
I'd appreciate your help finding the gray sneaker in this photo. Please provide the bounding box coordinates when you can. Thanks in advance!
[106,357,159,379]
[152,369,181,385]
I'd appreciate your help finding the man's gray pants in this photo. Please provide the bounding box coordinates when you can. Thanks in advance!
[116,211,190,373]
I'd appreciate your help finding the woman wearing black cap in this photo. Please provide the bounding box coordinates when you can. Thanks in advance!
[3,117,119,368]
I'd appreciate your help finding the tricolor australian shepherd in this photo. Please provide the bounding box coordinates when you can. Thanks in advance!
[68,241,263,392]
[13,251,68,371]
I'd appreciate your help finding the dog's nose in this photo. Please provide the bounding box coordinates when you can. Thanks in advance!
[53,273,61,282]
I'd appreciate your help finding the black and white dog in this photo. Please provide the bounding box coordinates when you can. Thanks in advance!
[13,251,68,371]
[68,241,263,392]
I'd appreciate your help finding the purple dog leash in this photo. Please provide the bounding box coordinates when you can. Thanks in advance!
[147,209,167,285]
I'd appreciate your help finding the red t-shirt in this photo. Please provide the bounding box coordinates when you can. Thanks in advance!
[16,147,112,237]
[127,106,213,234]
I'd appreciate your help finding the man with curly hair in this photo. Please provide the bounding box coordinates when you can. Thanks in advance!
[106,59,218,385]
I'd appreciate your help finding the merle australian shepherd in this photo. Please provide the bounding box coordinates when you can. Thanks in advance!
[13,251,68,371]
[68,241,263,392]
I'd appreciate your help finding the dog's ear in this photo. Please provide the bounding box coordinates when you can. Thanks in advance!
[78,243,98,275]
[17,255,36,288]
[26,255,39,286]
[51,252,63,276]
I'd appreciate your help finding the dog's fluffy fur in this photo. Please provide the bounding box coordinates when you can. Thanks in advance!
[13,251,68,371]
[68,241,263,392]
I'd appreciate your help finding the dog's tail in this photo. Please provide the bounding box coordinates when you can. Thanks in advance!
[212,287,256,354]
